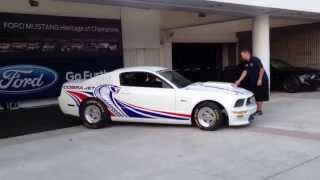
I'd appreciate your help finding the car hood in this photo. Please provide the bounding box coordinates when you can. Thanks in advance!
[184,82,253,96]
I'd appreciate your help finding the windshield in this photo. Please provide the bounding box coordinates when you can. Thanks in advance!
[271,59,293,69]
[159,70,193,88]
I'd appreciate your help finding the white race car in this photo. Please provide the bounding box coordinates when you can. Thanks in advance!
[58,66,257,131]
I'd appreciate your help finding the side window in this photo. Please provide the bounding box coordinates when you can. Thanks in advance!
[120,72,172,88]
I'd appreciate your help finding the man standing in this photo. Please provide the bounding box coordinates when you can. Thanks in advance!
[235,49,269,115]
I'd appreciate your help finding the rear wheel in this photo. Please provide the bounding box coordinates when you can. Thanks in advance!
[193,102,223,131]
[283,76,300,93]
[80,98,111,129]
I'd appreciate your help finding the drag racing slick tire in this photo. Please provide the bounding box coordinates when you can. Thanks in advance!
[283,75,301,93]
[193,102,223,131]
[79,98,111,129]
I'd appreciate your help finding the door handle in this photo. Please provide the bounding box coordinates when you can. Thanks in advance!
[180,99,188,102]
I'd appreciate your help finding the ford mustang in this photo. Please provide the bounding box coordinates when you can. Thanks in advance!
[58,66,257,131]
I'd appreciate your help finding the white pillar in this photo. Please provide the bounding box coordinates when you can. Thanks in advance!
[252,15,270,79]
[121,7,161,67]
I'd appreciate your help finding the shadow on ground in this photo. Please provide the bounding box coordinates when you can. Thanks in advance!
[0,106,81,139]
[0,106,244,139]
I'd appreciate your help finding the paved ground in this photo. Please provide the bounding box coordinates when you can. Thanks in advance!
[1,92,320,180]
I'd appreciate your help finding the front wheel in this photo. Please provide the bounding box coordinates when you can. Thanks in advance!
[193,102,223,131]
[79,98,111,129]
[283,76,300,93]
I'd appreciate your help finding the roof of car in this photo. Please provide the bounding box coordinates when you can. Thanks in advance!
[113,66,168,73]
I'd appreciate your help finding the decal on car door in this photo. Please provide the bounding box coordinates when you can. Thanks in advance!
[94,85,190,120]
[65,84,190,120]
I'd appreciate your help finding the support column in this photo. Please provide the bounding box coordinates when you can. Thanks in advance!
[252,15,270,80]
[121,7,161,67]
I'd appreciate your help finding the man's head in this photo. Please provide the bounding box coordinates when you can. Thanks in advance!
[240,49,251,61]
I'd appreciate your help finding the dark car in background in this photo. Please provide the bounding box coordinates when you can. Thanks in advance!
[223,59,320,93]
[271,59,320,93]
[223,62,252,91]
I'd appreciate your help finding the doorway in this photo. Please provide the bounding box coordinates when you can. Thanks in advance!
[172,43,235,82]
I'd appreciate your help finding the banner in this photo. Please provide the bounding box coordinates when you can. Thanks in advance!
[0,13,123,103]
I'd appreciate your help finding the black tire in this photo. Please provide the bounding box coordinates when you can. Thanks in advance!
[283,76,301,93]
[193,102,223,131]
[79,98,111,129]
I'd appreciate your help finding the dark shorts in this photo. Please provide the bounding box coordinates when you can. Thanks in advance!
[252,82,270,102]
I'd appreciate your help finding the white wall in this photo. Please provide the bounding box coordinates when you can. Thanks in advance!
[121,7,170,68]
[160,43,173,69]
[121,8,160,49]
[123,45,171,68]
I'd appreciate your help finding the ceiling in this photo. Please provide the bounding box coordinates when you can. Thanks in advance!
[160,10,243,30]
[55,0,320,20]
[160,10,318,30]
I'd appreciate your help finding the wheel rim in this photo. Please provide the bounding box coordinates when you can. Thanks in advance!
[197,107,217,128]
[84,105,102,124]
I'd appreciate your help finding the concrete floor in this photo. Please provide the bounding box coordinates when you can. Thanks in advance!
[1,92,320,180]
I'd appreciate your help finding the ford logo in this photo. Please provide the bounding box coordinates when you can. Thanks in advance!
[0,65,58,94]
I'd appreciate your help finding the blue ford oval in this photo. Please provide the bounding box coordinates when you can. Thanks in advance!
[0,65,58,94]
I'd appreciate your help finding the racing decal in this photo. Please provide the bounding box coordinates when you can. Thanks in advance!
[93,85,128,117]
[94,85,190,120]
[65,84,190,120]
[201,84,246,95]
[117,100,190,120]
[65,90,93,106]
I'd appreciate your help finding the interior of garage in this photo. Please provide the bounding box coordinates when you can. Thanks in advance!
[1,0,320,138]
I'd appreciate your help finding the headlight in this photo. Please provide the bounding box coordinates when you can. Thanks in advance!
[310,74,317,80]
[300,74,311,80]
[234,99,245,107]
[299,74,312,83]
[246,96,256,105]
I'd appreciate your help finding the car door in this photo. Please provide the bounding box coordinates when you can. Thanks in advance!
[113,71,180,123]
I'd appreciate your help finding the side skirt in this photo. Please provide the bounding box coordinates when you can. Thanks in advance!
[111,117,192,125]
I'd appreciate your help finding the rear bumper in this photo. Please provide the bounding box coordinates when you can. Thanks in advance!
[58,95,79,117]
[228,104,257,126]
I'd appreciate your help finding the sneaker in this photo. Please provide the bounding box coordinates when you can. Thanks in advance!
[256,110,263,116]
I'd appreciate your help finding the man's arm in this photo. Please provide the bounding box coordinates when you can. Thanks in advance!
[235,70,247,86]
[257,68,264,86]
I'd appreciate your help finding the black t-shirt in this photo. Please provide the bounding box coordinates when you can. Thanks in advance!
[244,57,268,88]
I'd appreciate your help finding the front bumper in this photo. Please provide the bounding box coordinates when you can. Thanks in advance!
[228,104,257,126]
